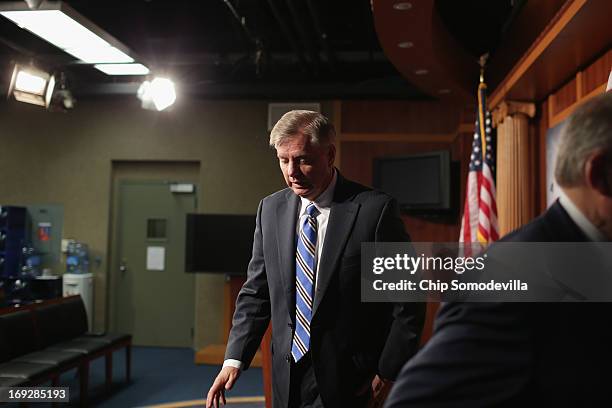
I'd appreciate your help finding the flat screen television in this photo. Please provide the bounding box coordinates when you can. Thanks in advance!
[185,214,255,274]
[373,151,451,212]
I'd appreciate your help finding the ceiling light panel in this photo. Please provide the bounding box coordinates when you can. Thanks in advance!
[94,63,150,76]
[0,2,136,65]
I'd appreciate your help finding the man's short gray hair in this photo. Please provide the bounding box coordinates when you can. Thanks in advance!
[269,110,336,148]
[554,92,612,187]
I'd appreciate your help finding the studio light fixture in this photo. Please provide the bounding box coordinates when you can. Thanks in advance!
[48,72,75,111]
[137,77,177,111]
[0,1,148,74]
[8,63,55,107]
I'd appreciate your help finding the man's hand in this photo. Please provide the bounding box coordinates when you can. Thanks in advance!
[368,375,393,408]
[206,366,241,408]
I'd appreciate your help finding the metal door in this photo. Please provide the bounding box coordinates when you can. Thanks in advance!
[114,180,196,347]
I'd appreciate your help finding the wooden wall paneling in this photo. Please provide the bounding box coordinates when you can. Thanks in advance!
[519,117,533,222]
[196,276,263,366]
[489,0,587,108]
[460,105,476,125]
[340,140,466,242]
[547,94,555,126]
[455,129,475,221]
[337,100,473,240]
[536,48,610,215]
[341,133,456,143]
[550,82,608,128]
[333,100,342,169]
[540,100,550,215]
[582,49,612,95]
[528,121,538,213]
[575,71,583,100]
[548,48,611,129]
[340,101,463,134]
[337,100,475,348]
[485,0,567,90]
[553,77,577,115]
[489,0,612,109]
[340,141,456,187]
[261,325,272,408]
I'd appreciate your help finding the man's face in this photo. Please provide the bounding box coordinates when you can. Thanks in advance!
[276,132,335,201]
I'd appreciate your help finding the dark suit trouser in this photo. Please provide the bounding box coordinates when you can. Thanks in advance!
[288,353,372,408]
[289,353,324,408]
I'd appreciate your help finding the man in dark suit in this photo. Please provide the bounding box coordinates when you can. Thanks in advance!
[206,110,425,408]
[385,93,612,407]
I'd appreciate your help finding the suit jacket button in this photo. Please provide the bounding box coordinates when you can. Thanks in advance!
[285,354,291,363]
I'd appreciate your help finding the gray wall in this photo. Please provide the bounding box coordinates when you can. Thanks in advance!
[0,98,330,348]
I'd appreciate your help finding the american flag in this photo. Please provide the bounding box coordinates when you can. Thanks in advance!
[460,81,499,246]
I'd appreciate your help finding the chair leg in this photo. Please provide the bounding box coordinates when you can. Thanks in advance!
[79,362,89,408]
[105,352,113,391]
[126,343,132,382]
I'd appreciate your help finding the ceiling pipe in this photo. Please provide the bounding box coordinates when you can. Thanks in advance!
[222,0,271,78]
[305,0,336,72]
[221,0,259,53]
[266,0,309,73]
[286,0,320,76]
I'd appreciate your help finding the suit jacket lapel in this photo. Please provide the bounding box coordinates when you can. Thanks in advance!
[313,175,359,316]
[276,190,299,323]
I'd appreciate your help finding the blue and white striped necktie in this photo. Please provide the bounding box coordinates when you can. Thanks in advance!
[291,202,319,362]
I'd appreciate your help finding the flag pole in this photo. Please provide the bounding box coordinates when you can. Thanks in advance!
[460,52,499,247]
[478,53,488,84]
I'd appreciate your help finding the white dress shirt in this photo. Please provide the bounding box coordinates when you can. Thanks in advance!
[223,170,338,370]
[297,169,337,290]
[558,189,606,241]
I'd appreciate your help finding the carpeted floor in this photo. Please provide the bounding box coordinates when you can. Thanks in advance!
[53,346,264,407]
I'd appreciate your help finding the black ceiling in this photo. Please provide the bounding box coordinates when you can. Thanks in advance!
[0,0,519,100]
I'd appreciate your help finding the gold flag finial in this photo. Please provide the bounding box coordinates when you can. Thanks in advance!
[478,53,489,83]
